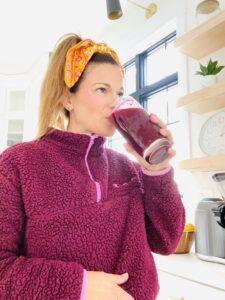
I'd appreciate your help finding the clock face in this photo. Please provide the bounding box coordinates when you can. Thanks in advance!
[199,111,225,155]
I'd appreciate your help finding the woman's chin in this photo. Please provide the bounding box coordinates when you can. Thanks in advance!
[99,127,116,137]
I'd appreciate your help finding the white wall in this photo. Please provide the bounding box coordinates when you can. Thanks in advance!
[23,54,49,141]
[0,54,49,152]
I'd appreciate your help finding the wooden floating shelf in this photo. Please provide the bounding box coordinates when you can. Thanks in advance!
[179,155,225,172]
[174,10,225,59]
[176,80,225,114]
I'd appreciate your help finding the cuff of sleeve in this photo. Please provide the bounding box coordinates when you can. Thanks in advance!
[80,269,87,300]
[141,166,171,176]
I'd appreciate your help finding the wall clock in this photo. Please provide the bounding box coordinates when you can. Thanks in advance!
[199,111,225,155]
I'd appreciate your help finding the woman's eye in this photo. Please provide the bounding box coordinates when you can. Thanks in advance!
[96,87,107,93]
[118,92,124,97]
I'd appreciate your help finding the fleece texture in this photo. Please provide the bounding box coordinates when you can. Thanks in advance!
[0,129,185,300]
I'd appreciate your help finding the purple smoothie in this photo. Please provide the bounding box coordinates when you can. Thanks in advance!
[110,99,170,164]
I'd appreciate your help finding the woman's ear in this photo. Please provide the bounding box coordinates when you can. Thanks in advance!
[62,94,73,112]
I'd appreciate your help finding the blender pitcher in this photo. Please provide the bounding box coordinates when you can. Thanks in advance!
[212,173,225,201]
[194,173,225,264]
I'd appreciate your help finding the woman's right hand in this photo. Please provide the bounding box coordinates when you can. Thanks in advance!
[85,271,134,300]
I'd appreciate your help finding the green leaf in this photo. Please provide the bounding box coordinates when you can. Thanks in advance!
[208,61,217,74]
[196,59,224,76]
[200,64,208,75]
[213,65,225,75]
[195,71,204,75]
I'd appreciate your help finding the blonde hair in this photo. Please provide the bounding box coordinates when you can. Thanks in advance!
[36,33,82,139]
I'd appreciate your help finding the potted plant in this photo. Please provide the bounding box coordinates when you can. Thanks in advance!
[195,58,225,87]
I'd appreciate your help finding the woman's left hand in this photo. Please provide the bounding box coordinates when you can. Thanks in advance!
[124,113,176,172]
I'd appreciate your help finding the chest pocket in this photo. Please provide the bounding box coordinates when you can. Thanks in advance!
[109,176,141,197]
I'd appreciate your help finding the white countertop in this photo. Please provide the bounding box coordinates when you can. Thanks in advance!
[153,252,225,291]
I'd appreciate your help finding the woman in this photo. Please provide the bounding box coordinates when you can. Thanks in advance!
[0,34,185,300]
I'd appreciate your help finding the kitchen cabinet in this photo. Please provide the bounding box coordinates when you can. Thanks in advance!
[154,253,225,300]
[174,11,225,172]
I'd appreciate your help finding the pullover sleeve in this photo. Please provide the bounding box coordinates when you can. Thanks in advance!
[134,163,185,255]
[0,151,84,300]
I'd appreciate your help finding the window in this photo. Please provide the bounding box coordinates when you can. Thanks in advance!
[108,31,179,159]
[6,90,26,147]
[146,84,179,124]
[7,119,24,146]
[9,91,26,112]
[146,39,178,85]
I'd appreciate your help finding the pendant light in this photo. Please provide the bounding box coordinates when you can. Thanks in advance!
[106,0,123,20]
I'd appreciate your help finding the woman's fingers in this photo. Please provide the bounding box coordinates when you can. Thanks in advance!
[86,271,133,300]
[104,272,134,300]
[124,113,176,171]
[106,272,129,285]
[150,114,174,145]
[116,285,135,300]
[150,113,166,129]
[159,128,174,145]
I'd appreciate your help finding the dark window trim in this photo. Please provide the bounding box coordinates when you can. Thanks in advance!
[142,31,176,56]
[123,31,178,122]
[123,31,176,69]
[123,31,177,103]
[131,73,178,99]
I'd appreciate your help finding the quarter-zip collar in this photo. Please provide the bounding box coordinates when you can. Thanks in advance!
[41,128,107,203]
[42,128,106,157]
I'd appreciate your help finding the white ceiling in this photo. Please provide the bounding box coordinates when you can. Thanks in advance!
[0,0,132,64]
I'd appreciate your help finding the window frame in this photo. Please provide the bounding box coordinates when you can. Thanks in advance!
[5,89,27,147]
[123,31,178,123]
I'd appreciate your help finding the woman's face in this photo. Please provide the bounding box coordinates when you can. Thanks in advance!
[65,62,124,136]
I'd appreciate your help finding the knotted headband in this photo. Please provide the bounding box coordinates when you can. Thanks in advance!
[64,38,123,88]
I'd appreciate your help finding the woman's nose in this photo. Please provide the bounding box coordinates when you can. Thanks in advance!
[110,95,120,109]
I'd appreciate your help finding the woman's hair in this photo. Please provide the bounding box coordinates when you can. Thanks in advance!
[36,33,120,139]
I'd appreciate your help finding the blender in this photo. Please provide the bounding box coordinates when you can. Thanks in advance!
[195,172,225,264]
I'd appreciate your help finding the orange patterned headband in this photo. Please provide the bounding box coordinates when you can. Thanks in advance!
[64,38,123,88]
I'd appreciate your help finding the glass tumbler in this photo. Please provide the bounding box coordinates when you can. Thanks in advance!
[109,96,171,164]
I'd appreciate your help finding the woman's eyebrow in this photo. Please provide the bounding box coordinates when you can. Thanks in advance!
[94,83,124,91]
[94,82,111,87]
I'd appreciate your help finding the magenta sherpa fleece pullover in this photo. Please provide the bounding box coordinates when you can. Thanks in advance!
[0,129,185,300]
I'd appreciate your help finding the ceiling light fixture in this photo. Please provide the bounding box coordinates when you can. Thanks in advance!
[127,0,157,19]
[195,0,221,24]
[196,0,220,14]
[106,0,123,20]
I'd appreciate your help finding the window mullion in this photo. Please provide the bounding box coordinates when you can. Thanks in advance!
[134,54,144,102]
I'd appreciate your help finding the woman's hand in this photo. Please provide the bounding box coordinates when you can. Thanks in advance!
[124,113,175,172]
[85,271,134,300]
